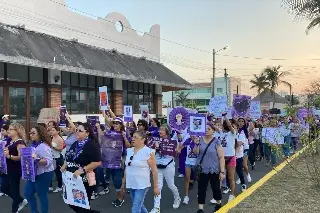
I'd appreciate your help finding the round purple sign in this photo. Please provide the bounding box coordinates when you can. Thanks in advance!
[169,107,190,131]
[232,95,251,117]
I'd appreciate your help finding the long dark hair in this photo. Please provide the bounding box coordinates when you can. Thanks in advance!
[78,122,97,143]
[237,118,249,138]
[34,125,52,147]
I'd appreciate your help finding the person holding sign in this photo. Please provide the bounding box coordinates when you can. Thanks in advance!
[121,130,159,213]
[150,124,181,213]
[61,122,102,213]
[0,124,10,197]
[2,123,28,213]
[24,125,54,213]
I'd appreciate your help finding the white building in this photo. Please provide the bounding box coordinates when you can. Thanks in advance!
[213,77,241,105]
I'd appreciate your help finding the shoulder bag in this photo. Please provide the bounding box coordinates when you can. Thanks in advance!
[194,138,214,179]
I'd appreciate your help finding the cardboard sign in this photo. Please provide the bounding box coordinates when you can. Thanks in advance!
[37,108,59,124]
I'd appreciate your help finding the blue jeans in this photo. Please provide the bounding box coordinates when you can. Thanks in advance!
[263,143,277,165]
[106,168,123,191]
[130,188,149,213]
[25,171,54,213]
[282,136,291,157]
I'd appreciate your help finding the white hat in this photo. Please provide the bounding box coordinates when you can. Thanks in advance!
[2,114,9,119]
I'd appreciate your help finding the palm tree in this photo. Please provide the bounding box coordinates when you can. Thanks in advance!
[250,73,269,100]
[174,91,190,106]
[263,65,290,108]
[282,0,320,34]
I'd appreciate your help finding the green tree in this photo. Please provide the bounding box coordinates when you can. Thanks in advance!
[282,0,320,34]
[174,91,190,106]
[249,73,269,99]
[263,65,290,108]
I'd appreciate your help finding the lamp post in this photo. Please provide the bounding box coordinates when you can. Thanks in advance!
[211,45,229,97]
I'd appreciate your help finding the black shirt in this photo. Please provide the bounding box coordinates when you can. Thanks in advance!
[65,139,101,181]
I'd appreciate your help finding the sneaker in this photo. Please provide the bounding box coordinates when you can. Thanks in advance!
[150,207,160,213]
[178,174,184,178]
[18,199,28,211]
[215,203,222,212]
[236,178,241,184]
[91,192,98,200]
[241,184,247,192]
[49,187,53,191]
[98,187,110,195]
[223,187,230,194]
[113,199,124,207]
[251,162,256,170]
[228,195,235,202]
[247,174,252,183]
[173,197,181,209]
[210,198,217,204]
[182,196,189,205]
[53,187,62,193]
[197,209,204,213]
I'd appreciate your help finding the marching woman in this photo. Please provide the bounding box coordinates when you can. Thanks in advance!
[150,124,181,213]
[148,117,160,138]
[121,130,159,213]
[220,114,237,201]
[193,122,225,213]
[61,122,102,213]
[24,125,54,213]
[49,125,65,193]
[0,124,10,196]
[2,123,28,213]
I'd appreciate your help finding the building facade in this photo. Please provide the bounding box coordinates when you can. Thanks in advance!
[0,1,192,131]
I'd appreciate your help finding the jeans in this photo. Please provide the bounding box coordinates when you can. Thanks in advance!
[263,143,277,165]
[291,137,299,152]
[0,175,3,193]
[96,167,108,189]
[106,168,123,191]
[24,171,54,213]
[1,173,24,212]
[236,157,245,185]
[154,163,180,208]
[130,188,149,213]
[282,136,291,157]
[50,155,64,188]
[249,140,259,165]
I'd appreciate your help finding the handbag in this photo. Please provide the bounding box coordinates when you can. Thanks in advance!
[194,139,214,179]
[86,171,96,186]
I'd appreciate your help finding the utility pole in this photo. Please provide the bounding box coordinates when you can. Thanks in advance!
[224,68,228,103]
[236,85,239,94]
[211,49,216,97]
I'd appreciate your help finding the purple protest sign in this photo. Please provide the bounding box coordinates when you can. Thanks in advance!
[123,105,133,122]
[169,107,190,131]
[86,116,99,134]
[146,136,160,149]
[20,147,36,182]
[59,106,67,127]
[159,138,177,157]
[188,113,206,136]
[100,133,123,169]
[232,94,251,118]
[0,141,7,174]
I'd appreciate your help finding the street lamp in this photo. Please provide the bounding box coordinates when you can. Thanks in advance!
[211,45,229,97]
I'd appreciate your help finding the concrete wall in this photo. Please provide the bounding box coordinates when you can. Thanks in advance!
[0,0,160,62]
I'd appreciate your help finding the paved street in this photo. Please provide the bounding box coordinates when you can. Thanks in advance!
[0,160,273,213]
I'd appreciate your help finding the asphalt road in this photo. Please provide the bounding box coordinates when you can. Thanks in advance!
[0,161,272,213]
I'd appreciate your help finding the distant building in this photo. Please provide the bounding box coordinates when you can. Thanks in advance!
[252,89,289,110]
[162,77,241,109]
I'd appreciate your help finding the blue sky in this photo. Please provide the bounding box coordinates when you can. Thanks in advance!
[66,0,320,96]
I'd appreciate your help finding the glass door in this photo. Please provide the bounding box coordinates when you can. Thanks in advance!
[8,87,27,129]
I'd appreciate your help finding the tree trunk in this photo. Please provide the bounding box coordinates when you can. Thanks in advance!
[273,90,276,108]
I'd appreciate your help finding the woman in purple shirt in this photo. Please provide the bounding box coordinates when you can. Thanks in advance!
[2,123,28,213]
[24,125,54,213]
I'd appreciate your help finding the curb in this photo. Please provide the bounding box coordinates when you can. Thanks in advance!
[216,147,307,213]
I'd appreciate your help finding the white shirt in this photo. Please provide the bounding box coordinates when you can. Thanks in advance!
[184,139,198,166]
[236,133,245,158]
[125,146,154,189]
[221,131,236,157]
[51,141,61,159]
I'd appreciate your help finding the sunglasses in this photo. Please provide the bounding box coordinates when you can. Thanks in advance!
[76,129,86,133]
[128,155,134,166]
[137,123,143,126]
[113,122,121,125]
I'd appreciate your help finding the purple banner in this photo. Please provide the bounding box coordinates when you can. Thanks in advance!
[0,141,7,174]
[159,138,177,157]
[59,106,67,128]
[298,108,313,118]
[100,133,123,169]
[146,136,160,149]
[20,147,36,182]
[86,116,99,134]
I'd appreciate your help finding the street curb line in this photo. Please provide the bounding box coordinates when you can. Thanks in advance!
[216,147,307,213]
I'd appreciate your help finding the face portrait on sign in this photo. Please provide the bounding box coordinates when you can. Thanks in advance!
[192,118,202,130]
[125,107,130,115]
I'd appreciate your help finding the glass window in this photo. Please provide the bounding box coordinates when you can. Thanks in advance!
[79,74,87,87]
[150,84,154,93]
[96,76,104,87]
[88,75,95,88]
[30,87,44,128]
[133,82,138,92]
[139,94,144,105]
[62,87,71,106]
[9,87,26,128]
[139,82,143,93]
[127,81,133,91]
[88,91,97,113]
[78,90,87,114]
[123,80,127,90]
[61,71,70,85]
[0,87,3,114]
[104,77,111,87]
[133,94,139,114]
[217,88,223,93]
[29,67,43,83]
[144,83,149,94]
[123,90,128,105]
[149,93,154,114]
[7,63,28,82]
[128,93,134,107]
[0,63,4,80]
[71,73,79,86]
[71,89,79,113]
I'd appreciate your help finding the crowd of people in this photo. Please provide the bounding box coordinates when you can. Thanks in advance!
[0,107,313,213]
